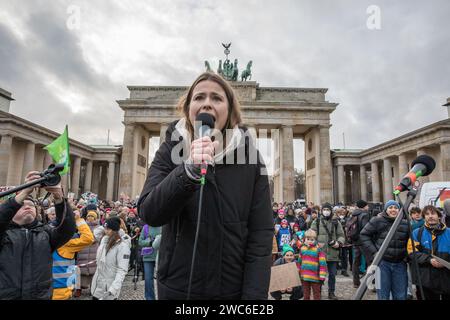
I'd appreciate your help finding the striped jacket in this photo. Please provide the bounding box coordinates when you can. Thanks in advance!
[297,244,327,283]
[52,218,94,300]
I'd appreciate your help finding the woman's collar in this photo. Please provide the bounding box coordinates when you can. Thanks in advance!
[175,117,244,164]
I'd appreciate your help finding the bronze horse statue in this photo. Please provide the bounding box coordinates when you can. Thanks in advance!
[241,60,252,81]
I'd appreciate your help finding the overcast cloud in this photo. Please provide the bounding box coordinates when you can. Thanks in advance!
[0,0,449,171]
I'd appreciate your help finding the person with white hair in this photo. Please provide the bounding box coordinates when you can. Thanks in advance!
[46,206,57,227]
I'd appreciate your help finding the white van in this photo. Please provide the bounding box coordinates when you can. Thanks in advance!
[418,181,450,209]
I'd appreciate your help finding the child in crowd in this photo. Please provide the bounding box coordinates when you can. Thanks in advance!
[298,229,327,300]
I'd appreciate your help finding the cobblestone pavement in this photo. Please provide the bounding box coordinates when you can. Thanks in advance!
[77,269,376,300]
[267,271,377,300]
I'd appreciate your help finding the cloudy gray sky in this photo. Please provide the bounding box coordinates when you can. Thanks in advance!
[1,0,449,171]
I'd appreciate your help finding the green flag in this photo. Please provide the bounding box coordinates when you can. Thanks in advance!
[44,125,70,175]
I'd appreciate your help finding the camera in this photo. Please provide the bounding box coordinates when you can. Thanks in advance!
[39,164,65,187]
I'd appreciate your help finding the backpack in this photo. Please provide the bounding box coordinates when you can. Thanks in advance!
[345,216,360,243]
[140,225,153,256]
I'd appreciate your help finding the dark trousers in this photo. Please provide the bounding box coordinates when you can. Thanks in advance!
[302,280,321,300]
[352,245,369,285]
[418,287,450,300]
[143,261,156,300]
[340,246,353,271]
[327,261,337,294]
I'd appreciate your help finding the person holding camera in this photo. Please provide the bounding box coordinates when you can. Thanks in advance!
[0,171,76,300]
[310,203,345,300]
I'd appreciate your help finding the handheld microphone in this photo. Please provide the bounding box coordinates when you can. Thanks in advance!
[187,112,216,301]
[393,155,436,195]
[195,113,216,180]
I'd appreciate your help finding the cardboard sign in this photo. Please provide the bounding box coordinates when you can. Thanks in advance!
[269,262,301,293]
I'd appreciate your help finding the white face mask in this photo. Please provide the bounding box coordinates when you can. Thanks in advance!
[322,210,331,217]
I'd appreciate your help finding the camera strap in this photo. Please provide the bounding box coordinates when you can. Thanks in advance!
[321,219,337,241]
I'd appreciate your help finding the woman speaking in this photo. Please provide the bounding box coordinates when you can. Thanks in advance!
[138,72,273,300]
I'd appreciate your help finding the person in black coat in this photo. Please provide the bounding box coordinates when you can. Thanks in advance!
[360,200,410,300]
[138,72,273,300]
[0,171,76,300]
[350,200,371,287]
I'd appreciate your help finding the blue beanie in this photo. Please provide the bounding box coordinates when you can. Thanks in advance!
[384,200,400,211]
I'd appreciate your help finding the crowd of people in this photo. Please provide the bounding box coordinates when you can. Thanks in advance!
[0,171,161,300]
[270,199,450,300]
[1,169,450,301]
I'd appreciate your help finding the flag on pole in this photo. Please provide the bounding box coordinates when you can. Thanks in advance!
[44,125,70,175]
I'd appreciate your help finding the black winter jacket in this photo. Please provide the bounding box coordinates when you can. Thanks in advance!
[0,197,76,299]
[360,211,410,263]
[351,208,370,246]
[138,120,273,300]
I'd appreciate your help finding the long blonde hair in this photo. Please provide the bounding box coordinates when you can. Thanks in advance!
[176,72,242,139]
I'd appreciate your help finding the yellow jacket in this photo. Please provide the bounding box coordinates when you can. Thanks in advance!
[52,218,95,300]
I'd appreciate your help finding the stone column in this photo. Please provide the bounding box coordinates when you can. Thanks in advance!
[119,123,135,197]
[160,123,168,145]
[417,148,430,183]
[371,161,381,203]
[106,161,116,201]
[99,164,108,200]
[60,174,69,195]
[71,156,81,198]
[319,126,333,203]
[360,165,367,201]
[92,162,100,194]
[22,141,36,182]
[351,168,361,203]
[337,165,345,204]
[440,143,450,181]
[247,126,258,145]
[84,160,93,192]
[0,135,13,186]
[383,158,393,202]
[43,152,53,167]
[398,153,408,177]
[272,129,282,202]
[281,126,295,202]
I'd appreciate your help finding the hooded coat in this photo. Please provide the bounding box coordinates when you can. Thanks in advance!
[90,232,131,299]
[138,119,273,300]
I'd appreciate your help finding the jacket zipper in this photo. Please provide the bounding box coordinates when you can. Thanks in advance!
[21,228,29,298]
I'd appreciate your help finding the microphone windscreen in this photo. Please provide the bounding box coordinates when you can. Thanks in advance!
[411,155,436,176]
[196,113,215,130]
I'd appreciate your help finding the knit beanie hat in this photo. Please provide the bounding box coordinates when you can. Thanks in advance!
[86,210,98,220]
[384,200,400,211]
[282,244,294,256]
[356,200,368,209]
[322,203,332,211]
[104,217,121,231]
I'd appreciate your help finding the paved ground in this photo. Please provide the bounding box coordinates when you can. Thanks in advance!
[77,269,377,300]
